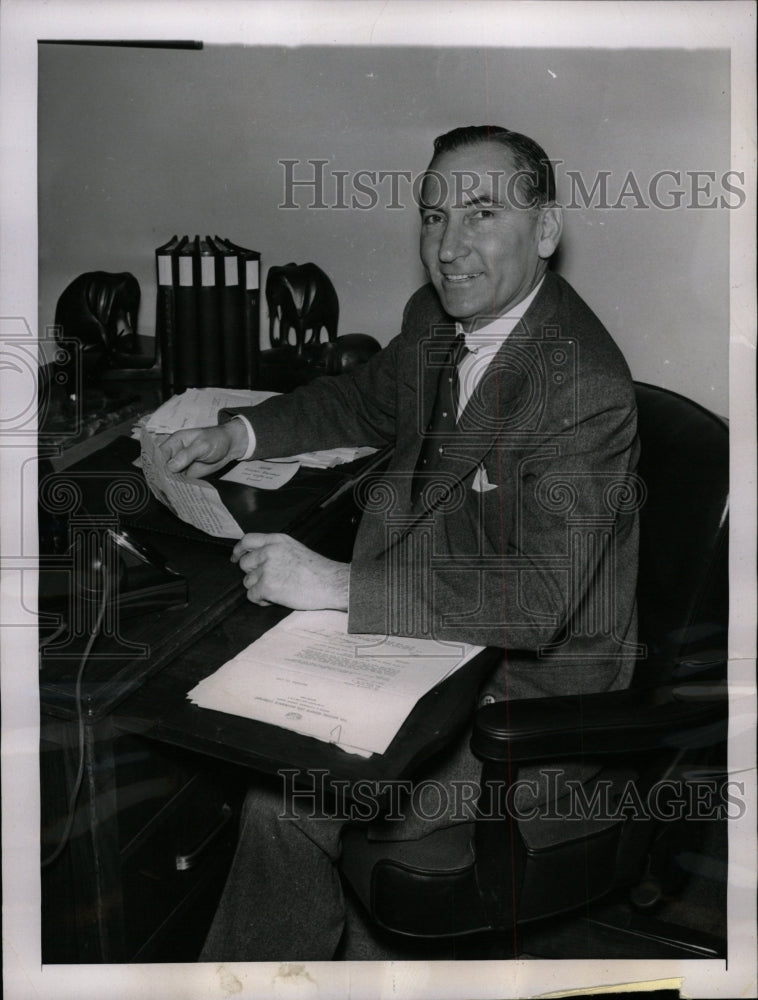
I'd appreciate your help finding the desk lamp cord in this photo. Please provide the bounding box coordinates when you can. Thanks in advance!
[41,557,111,870]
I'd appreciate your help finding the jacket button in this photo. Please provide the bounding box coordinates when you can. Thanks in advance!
[479,694,496,707]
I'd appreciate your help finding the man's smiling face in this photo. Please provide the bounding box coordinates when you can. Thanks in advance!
[419,143,561,331]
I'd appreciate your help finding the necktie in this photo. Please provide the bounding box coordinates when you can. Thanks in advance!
[411,333,469,506]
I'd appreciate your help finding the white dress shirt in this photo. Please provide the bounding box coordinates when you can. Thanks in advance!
[455,277,543,420]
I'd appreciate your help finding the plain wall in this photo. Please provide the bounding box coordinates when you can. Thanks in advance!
[38,44,731,414]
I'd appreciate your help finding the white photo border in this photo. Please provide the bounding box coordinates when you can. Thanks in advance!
[1,2,755,998]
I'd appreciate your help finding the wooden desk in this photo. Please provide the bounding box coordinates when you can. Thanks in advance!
[38,435,372,721]
[39,439,499,963]
[113,614,499,787]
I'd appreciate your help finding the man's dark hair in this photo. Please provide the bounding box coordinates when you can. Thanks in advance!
[431,125,556,208]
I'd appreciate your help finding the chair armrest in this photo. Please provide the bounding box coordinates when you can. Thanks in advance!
[471,681,728,763]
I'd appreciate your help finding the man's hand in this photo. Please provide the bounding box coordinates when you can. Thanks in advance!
[232,533,350,611]
[160,421,248,478]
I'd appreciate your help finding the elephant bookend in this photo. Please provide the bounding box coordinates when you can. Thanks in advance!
[42,271,161,444]
[263,262,380,388]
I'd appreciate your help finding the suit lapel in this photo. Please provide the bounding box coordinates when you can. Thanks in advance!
[416,323,458,440]
[406,273,562,521]
[403,335,528,520]
[403,323,458,510]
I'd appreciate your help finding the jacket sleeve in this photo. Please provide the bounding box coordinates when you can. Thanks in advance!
[218,340,399,458]
[217,289,432,459]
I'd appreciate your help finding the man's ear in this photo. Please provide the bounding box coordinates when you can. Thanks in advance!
[537,205,563,259]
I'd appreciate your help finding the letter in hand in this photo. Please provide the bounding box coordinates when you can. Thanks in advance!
[160,421,247,478]
[232,533,350,611]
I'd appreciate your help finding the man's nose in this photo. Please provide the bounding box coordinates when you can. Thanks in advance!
[438,219,469,262]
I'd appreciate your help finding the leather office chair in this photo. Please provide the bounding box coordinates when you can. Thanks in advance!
[340,382,729,958]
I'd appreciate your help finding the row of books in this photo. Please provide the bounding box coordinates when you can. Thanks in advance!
[155,235,261,398]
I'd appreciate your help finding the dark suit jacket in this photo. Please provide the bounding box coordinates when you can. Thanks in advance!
[222,271,641,839]
[225,270,640,703]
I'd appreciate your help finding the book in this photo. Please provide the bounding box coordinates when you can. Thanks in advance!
[154,233,261,393]
[217,236,261,388]
[174,235,200,393]
[154,234,186,399]
[197,238,223,386]
[208,234,245,387]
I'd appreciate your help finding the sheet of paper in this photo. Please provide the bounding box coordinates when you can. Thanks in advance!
[145,386,279,434]
[220,459,301,490]
[139,428,243,539]
[219,446,379,488]
[277,446,378,469]
[187,610,482,755]
[218,446,379,489]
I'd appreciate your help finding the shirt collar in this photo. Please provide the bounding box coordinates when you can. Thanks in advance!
[456,276,545,354]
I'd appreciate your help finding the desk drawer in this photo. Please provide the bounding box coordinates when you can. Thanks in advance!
[120,768,241,958]
[114,734,199,851]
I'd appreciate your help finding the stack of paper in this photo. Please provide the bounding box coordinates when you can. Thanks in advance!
[187,610,483,756]
[138,388,378,476]
[144,387,279,434]
[272,446,378,470]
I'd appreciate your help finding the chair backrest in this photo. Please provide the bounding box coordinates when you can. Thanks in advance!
[632,382,729,685]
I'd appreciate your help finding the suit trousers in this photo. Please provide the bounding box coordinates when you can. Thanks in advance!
[198,714,603,961]
[199,722,488,961]
[200,776,347,962]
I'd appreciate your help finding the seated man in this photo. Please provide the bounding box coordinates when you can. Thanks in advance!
[162,125,640,960]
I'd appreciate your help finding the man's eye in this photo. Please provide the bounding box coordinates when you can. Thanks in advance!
[422,212,443,226]
[472,208,496,220]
